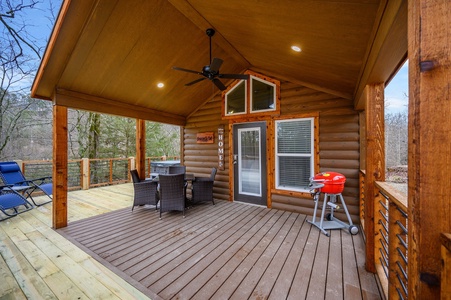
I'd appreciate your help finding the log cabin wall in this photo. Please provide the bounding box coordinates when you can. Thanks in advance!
[274,82,360,223]
[184,95,230,202]
[184,81,360,222]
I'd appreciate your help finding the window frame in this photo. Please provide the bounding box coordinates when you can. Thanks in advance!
[250,75,277,114]
[222,70,280,119]
[224,80,247,116]
[274,116,318,193]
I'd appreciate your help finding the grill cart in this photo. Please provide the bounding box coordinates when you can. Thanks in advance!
[307,172,359,237]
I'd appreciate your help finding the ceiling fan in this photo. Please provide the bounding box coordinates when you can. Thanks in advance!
[172,28,249,91]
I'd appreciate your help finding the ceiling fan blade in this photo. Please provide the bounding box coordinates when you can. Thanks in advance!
[212,78,226,91]
[173,66,202,75]
[210,57,223,73]
[185,77,206,86]
[219,74,250,80]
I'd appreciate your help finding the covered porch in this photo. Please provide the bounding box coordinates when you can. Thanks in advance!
[0,184,381,299]
[29,0,451,298]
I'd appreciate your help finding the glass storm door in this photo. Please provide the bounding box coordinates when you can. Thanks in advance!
[233,122,267,206]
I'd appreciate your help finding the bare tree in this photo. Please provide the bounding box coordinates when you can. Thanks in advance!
[385,111,408,167]
[0,0,58,159]
[1,1,181,162]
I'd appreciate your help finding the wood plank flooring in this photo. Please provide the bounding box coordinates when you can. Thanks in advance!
[0,184,149,300]
[1,183,382,299]
[58,189,382,299]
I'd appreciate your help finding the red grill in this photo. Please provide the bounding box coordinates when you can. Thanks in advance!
[312,172,346,194]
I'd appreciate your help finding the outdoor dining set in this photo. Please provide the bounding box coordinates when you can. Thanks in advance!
[0,160,216,221]
[130,165,217,219]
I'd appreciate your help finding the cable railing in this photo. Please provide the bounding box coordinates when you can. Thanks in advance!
[360,171,408,299]
[14,156,179,190]
[376,181,408,299]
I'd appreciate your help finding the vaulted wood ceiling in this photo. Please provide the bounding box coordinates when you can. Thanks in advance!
[32,0,407,126]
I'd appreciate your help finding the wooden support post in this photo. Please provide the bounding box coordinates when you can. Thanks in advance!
[364,83,385,273]
[52,105,68,229]
[179,126,185,166]
[81,158,89,190]
[136,119,146,180]
[408,0,451,298]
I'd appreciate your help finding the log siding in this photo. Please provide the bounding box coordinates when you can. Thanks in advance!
[184,80,360,222]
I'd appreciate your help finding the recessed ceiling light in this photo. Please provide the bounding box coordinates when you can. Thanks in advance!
[157,82,164,88]
[291,45,302,52]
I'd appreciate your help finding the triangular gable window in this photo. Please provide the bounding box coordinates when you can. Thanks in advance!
[223,71,280,118]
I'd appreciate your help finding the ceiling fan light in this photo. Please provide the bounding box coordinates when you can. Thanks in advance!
[291,45,302,52]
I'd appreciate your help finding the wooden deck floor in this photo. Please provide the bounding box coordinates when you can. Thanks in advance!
[1,184,382,299]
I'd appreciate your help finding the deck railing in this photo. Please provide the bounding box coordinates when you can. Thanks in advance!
[360,171,408,299]
[15,156,179,190]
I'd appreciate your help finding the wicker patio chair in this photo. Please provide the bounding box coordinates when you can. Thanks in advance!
[158,173,186,219]
[191,167,216,205]
[168,165,186,174]
[130,170,159,211]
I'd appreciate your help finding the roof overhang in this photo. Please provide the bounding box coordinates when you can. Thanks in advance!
[32,0,407,124]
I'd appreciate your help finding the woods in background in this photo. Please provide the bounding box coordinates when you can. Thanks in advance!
[0,0,180,161]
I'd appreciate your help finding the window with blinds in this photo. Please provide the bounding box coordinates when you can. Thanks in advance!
[275,118,314,192]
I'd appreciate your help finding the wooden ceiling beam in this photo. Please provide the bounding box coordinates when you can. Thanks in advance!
[250,67,352,100]
[168,0,250,69]
[54,89,186,126]
[354,0,406,110]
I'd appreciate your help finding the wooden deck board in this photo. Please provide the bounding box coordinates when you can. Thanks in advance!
[306,230,331,299]
[0,183,382,299]
[251,213,305,299]
[342,230,363,299]
[0,228,57,299]
[229,212,298,300]
[0,234,28,299]
[268,214,310,299]
[153,205,265,298]
[326,230,344,300]
[184,209,278,299]
[288,226,320,299]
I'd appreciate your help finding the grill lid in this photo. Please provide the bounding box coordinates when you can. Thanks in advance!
[312,172,346,184]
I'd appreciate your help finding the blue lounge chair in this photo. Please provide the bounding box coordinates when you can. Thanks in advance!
[0,185,33,221]
[0,162,52,206]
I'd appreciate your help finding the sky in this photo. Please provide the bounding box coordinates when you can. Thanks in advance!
[384,61,409,114]
[7,0,62,89]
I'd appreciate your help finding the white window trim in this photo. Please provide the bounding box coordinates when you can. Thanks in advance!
[225,80,247,116]
[275,117,315,193]
[250,75,277,113]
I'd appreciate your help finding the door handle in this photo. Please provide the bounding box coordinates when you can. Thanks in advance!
[233,154,238,165]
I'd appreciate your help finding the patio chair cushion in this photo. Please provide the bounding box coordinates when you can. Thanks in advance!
[0,163,21,173]
[0,162,52,206]
[0,186,33,221]
[0,163,26,184]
